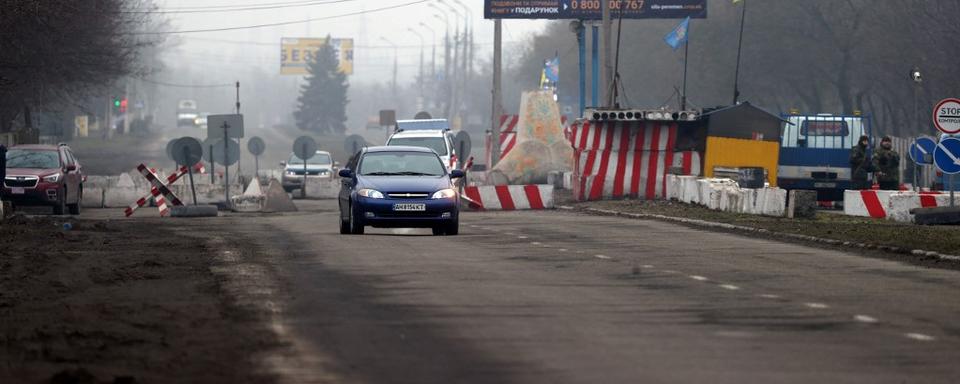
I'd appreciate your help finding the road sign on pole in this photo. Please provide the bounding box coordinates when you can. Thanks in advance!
[934,137,960,174]
[909,137,936,165]
[932,98,960,135]
[293,136,318,199]
[207,114,245,140]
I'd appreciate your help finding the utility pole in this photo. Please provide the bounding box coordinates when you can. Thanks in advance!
[732,0,747,105]
[491,19,503,167]
[601,0,612,107]
[235,81,242,181]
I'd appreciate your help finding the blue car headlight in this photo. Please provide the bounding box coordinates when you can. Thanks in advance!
[431,188,456,199]
[357,189,384,199]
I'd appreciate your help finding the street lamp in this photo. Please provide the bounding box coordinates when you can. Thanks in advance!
[451,0,473,79]
[911,65,923,190]
[407,27,425,98]
[380,37,398,98]
[419,22,437,82]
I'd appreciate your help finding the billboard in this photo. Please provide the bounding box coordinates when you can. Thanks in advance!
[281,37,354,75]
[484,0,707,19]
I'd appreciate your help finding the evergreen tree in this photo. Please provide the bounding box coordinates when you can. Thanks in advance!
[295,36,349,135]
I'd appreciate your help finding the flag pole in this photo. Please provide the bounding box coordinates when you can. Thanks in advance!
[681,20,690,110]
[732,0,747,105]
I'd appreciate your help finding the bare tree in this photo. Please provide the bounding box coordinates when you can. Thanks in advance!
[0,0,165,132]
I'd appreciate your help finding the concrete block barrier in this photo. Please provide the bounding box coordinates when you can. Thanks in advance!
[844,190,898,218]
[81,187,105,208]
[887,192,956,223]
[303,179,339,199]
[463,184,554,211]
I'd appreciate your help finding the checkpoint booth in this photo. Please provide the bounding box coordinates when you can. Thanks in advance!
[700,102,786,187]
[569,102,785,201]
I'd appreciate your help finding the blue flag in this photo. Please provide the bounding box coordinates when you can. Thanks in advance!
[544,55,559,83]
[664,17,691,50]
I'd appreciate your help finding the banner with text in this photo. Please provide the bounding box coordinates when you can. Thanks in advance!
[485,0,707,19]
[280,37,354,75]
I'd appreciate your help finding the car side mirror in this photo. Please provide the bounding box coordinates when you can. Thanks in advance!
[279,161,286,167]
[338,169,354,178]
[66,165,77,172]
[449,169,465,179]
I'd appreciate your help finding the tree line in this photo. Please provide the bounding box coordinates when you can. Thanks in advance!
[0,0,163,133]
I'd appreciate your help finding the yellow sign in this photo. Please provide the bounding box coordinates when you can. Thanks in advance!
[281,37,354,75]
[74,115,89,138]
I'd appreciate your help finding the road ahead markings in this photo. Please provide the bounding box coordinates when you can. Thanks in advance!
[530,241,541,246]
[689,275,708,281]
[518,235,528,239]
[558,248,568,252]
[905,333,936,342]
[854,315,879,323]
[594,254,612,260]
[758,294,781,299]
[804,302,830,309]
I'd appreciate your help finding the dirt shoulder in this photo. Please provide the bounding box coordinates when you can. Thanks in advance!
[0,215,280,383]
[562,195,960,268]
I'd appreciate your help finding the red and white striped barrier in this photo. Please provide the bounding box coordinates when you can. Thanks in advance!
[462,184,554,211]
[885,191,955,222]
[843,190,899,219]
[570,120,701,201]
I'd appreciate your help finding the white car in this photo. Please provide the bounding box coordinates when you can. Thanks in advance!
[281,150,335,192]
[386,119,458,170]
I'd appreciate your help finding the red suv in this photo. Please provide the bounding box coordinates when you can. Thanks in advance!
[2,144,85,215]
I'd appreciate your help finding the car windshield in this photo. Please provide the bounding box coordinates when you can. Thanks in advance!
[387,137,448,156]
[289,152,332,165]
[5,149,60,169]
[358,152,445,176]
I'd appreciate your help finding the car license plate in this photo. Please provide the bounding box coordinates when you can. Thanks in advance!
[393,203,426,212]
[814,182,836,188]
[11,187,24,195]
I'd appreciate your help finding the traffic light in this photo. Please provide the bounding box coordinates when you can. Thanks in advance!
[119,98,128,113]
[113,97,121,108]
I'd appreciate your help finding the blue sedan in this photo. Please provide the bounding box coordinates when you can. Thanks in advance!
[338,146,464,235]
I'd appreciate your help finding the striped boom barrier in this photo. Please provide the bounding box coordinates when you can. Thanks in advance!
[462,185,554,211]
[570,120,700,201]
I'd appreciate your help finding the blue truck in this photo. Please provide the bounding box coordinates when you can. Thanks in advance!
[777,113,873,202]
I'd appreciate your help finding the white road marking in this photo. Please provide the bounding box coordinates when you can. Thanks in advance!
[518,236,528,239]
[530,242,542,245]
[576,250,585,254]
[594,254,612,260]
[854,315,879,323]
[641,265,655,269]
[758,294,781,299]
[558,248,568,252]
[663,270,679,274]
[719,284,740,291]
[905,333,936,341]
[689,275,708,281]
[804,302,829,309]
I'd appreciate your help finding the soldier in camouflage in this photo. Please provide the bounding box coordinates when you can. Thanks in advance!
[848,135,871,190]
[872,136,900,190]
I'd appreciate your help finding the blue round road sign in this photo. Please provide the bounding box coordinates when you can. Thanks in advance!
[933,137,960,174]
[909,137,936,165]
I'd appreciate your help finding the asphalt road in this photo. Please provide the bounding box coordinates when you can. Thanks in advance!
[164,200,960,383]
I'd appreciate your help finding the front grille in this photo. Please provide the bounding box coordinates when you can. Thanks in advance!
[4,176,39,188]
[387,192,430,199]
[290,170,326,176]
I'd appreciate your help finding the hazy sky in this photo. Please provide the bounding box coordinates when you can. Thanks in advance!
[157,0,549,84]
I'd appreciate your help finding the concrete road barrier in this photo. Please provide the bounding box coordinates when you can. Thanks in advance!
[81,187,105,208]
[844,190,898,218]
[666,174,786,217]
[463,184,554,211]
[887,192,957,223]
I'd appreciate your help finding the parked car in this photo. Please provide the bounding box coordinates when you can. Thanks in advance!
[281,150,336,192]
[2,144,85,215]
[338,146,464,235]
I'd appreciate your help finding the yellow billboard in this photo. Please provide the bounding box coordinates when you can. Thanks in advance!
[281,37,354,75]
